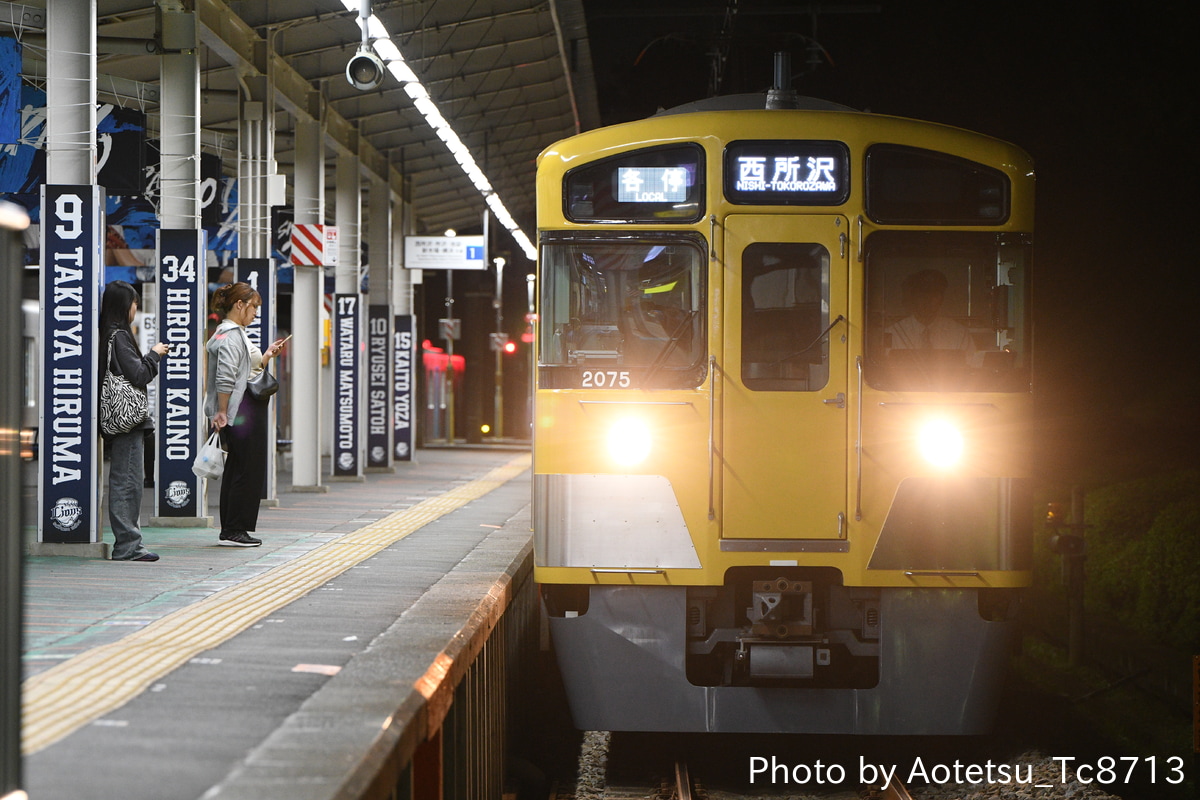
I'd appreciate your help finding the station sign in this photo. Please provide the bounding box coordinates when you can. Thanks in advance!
[404,235,485,270]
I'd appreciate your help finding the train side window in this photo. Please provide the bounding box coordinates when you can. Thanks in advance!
[865,144,1010,225]
[740,242,830,392]
[863,231,1031,392]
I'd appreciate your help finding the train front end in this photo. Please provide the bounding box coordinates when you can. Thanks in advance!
[533,107,1035,734]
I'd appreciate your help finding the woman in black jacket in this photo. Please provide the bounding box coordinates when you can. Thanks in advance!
[98,281,169,561]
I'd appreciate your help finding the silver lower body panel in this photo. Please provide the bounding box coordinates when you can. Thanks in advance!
[548,584,1014,734]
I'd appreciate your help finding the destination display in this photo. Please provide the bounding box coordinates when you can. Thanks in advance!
[565,143,704,222]
[724,140,850,206]
[616,166,690,203]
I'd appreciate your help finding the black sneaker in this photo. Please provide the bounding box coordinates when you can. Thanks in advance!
[219,532,262,547]
[120,551,159,562]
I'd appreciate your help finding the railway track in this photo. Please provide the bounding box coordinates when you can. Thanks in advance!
[562,730,919,800]
[869,777,914,800]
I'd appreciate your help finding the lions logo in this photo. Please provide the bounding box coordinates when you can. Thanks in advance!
[395,442,410,458]
[164,481,191,509]
[337,452,355,471]
[51,497,83,531]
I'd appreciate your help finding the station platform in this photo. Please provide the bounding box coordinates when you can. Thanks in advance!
[18,447,533,800]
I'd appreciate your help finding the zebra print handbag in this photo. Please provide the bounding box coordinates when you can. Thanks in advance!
[99,331,149,436]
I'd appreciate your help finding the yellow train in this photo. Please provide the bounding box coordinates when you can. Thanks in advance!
[532,89,1034,734]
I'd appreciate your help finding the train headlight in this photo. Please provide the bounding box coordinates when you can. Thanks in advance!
[917,419,963,469]
[607,418,651,466]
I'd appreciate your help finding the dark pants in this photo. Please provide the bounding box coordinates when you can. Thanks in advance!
[219,397,268,535]
[106,428,152,559]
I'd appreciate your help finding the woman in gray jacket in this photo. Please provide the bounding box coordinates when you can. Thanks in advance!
[204,282,286,546]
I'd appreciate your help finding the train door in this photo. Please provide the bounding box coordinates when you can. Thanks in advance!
[720,215,849,540]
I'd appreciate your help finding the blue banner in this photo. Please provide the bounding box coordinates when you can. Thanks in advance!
[155,229,206,518]
[393,315,415,461]
[39,185,103,543]
[333,294,361,477]
[0,37,20,145]
[0,85,146,195]
[236,258,276,499]
[367,305,390,468]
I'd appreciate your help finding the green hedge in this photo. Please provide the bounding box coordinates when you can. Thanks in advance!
[1036,470,1200,652]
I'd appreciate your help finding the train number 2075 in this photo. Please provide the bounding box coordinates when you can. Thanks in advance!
[581,370,631,388]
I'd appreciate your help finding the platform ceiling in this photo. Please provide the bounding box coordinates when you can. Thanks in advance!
[5,0,601,251]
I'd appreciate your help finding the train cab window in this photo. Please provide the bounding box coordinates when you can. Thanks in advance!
[864,231,1031,392]
[741,243,830,391]
[539,236,707,389]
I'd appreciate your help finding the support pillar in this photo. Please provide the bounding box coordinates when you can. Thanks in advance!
[237,74,280,503]
[1,211,29,799]
[366,177,392,472]
[290,104,326,492]
[152,8,211,527]
[331,153,364,481]
[35,0,105,555]
[392,182,417,461]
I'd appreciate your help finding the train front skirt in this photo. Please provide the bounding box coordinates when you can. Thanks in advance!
[548,584,1014,734]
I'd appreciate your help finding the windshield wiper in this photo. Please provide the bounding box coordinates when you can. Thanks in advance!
[640,308,700,386]
[770,314,846,366]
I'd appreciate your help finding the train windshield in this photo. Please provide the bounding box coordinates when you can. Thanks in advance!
[864,231,1031,392]
[539,236,707,389]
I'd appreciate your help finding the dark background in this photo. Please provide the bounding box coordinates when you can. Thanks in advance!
[580,0,1198,485]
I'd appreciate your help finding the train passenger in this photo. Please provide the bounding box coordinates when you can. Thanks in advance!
[884,268,979,364]
[98,280,169,562]
[204,283,288,547]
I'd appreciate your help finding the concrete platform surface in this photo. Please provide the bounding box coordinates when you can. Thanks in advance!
[17,447,533,800]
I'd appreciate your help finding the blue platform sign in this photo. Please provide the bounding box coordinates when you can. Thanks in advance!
[393,315,415,461]
[333,294,361,477]
[155,229,206,518]
[39,185,103,543]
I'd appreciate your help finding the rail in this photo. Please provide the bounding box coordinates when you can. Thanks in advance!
[675,759,695,800]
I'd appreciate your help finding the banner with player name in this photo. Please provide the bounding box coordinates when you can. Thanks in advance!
[333,294,361,477]
[155,229,207,518]
[236,259,277,499]
[39,185,103,543]
[393,315,415,462]
[366,305,390,468]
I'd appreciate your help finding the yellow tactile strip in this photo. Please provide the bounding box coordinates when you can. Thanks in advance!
[21,453,531,755]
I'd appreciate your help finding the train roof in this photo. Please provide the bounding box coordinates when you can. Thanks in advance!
[538,97,1033,176]
[653,93,858,115]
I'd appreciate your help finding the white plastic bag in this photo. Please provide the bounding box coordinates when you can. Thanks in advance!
[191,431,227,479]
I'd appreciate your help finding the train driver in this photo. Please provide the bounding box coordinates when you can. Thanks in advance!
[884,268,980,366]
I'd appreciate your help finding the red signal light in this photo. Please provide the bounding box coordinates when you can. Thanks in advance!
[503,340,518,355]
